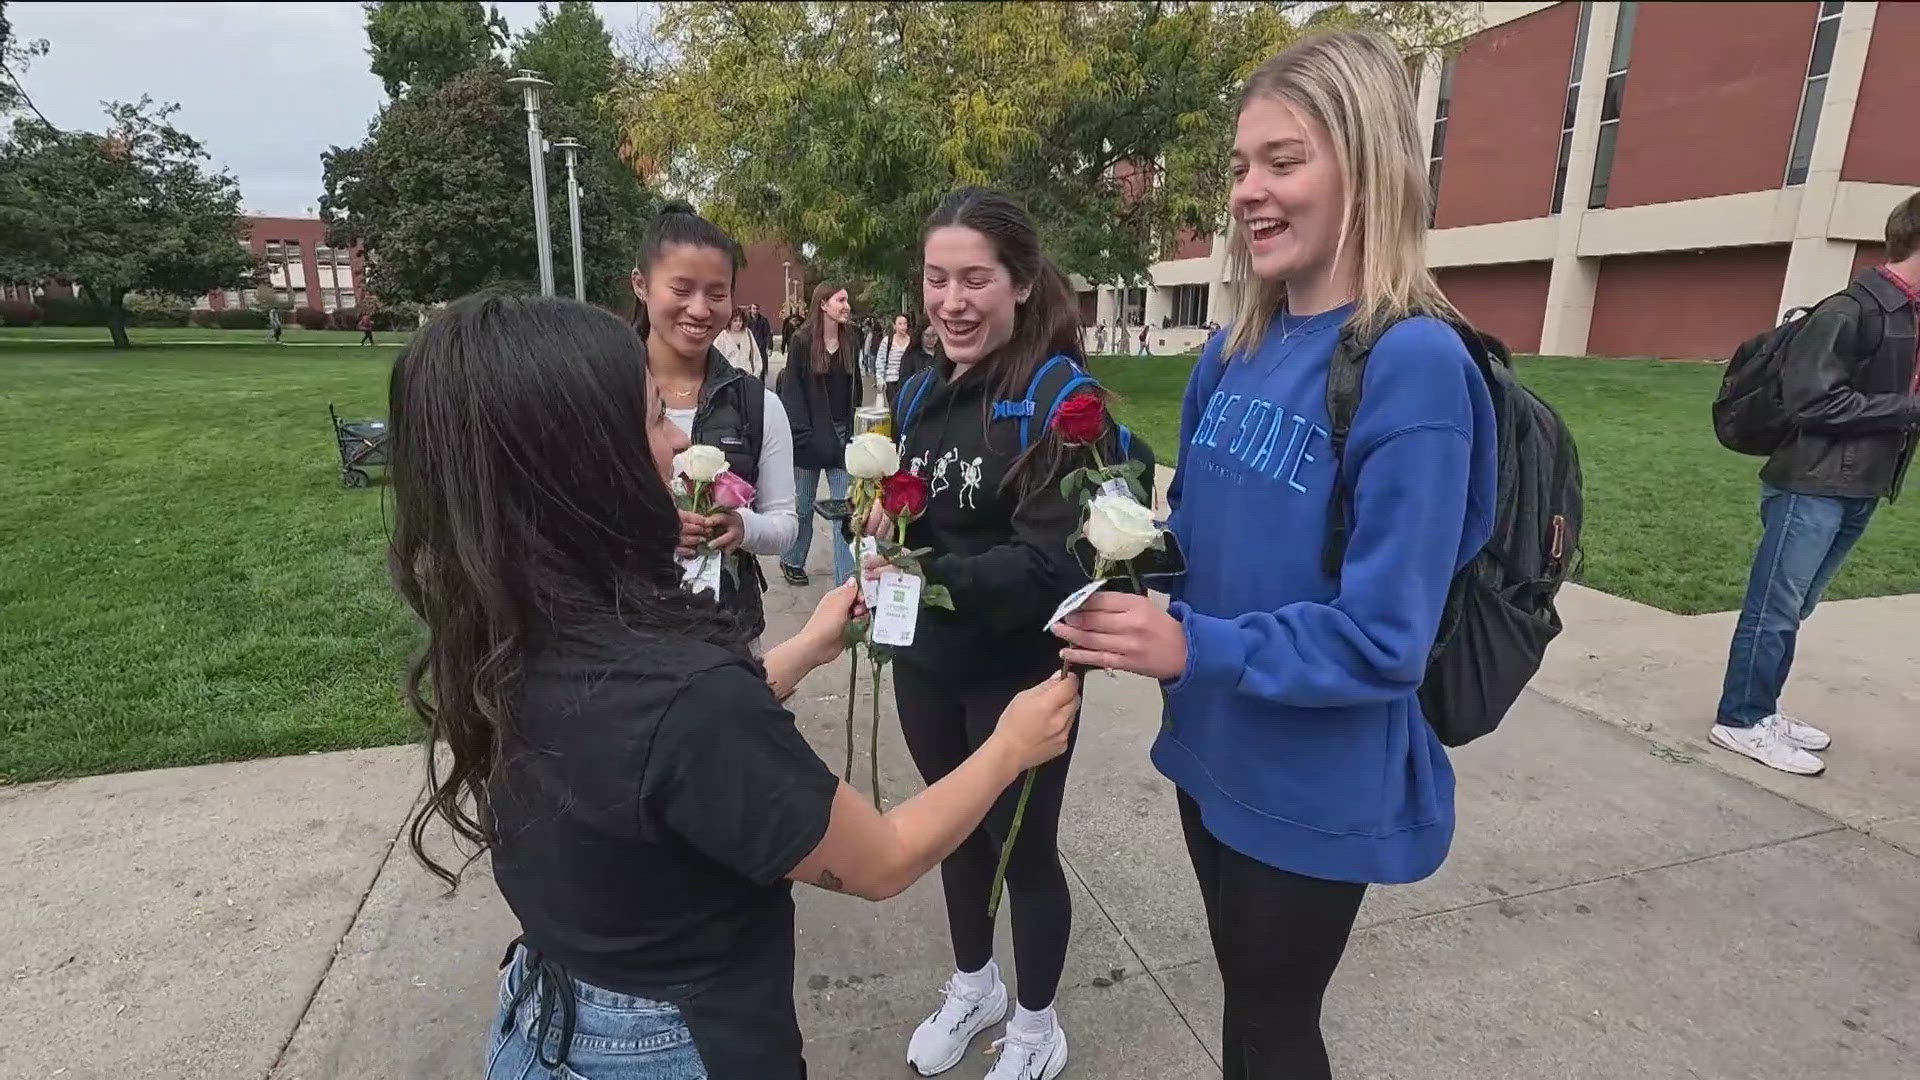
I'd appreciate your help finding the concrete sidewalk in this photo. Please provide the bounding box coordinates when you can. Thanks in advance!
[5,555,1918,1077]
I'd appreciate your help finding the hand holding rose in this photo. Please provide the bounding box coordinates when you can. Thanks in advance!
[1051,591,1188,680]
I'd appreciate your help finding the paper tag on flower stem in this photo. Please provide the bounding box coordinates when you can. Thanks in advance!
[680,550,722,597]
[869,571,921,647]
[1099,478,1133,501]
[1045,578,1110,631]
[851,536,881,605]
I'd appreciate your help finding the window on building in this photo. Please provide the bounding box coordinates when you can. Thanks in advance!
[1427,57,1456,226]
[290,287,308,309]
[1551,1,1595,214]
[240,289,257,308]
[1785,1,1844,187]
[1120,287,1147,327]
[1587,1,1636,210]
[1168,284,1210,327]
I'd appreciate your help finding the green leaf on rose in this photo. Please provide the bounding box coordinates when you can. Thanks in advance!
[921,583,955,610]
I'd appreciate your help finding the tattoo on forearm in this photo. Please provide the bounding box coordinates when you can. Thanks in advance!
[814,867,846,893]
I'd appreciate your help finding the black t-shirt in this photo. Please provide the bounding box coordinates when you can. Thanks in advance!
[489,622,838,1079]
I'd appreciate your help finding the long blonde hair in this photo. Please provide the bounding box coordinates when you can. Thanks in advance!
[1222,29,1457,362]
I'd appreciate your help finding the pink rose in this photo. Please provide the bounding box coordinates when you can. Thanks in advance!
[709,469,756,510]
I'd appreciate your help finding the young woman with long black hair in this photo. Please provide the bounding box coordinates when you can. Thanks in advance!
[1052,31,1500,1079]
[775,281,862,587]
[388,295,1081,1080]
[867,187,1128,1080]
[630,201,793,641]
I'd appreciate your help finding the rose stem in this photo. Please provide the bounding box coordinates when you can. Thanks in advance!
[869,655,884,811]
[988,769,1038,921]
[844,646,857,781]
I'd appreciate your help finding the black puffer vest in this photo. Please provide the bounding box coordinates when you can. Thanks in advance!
[644,341,771,639]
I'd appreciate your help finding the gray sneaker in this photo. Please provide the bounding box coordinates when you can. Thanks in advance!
[1710,719,1824,775]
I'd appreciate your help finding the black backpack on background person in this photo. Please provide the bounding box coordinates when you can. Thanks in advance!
[1323,316,1584,747]
[1712,283,1888,456]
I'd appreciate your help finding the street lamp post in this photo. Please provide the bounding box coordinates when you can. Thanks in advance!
[552,138,587,302]
[505,70,557,297]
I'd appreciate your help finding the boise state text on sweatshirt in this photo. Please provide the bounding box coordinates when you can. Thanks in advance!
[1154,309,1498,885]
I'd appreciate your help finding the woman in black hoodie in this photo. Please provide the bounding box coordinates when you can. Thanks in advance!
[775,282,862,587]
[870,188,1120,1080]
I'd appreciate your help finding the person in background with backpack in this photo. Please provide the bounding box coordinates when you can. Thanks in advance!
[1709,191,1920,776]
[1052,31,1499,1079]
[867,187,1148,1080]
[631,201,798,641]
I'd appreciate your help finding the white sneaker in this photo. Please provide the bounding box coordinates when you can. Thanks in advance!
[1767,712,1832,752]
[907,966,1009,1076]
[1710,720,1825,775]
[986,1009,1069,1080]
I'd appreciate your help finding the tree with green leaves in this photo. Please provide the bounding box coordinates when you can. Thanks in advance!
[0,99,257,349]
[1,0,51,120]
[322,59,653,306]
[364,0,509,99]
[618,2,1470,294]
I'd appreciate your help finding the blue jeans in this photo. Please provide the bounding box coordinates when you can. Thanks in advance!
[784,466,855,584]
[1716,483,1877,728]
[486,946,706,1079]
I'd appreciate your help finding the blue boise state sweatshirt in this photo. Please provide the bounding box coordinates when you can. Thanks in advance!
[1154,308,1498,885]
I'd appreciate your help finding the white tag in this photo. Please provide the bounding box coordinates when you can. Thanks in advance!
[870,571,922,647]
[1099,477,1137,502]
[680,550,723,597]
[1045,578,1109,631]
[852,536,882,605]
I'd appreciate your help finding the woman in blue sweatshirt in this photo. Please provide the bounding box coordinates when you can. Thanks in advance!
[1053,30,1498,1079]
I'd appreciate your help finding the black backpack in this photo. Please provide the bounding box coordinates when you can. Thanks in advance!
[1324,317,1583,747]
[1712,285,1885,456]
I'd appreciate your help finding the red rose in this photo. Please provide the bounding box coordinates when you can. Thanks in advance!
[1051,392,1106,444]
[880,470,930,519]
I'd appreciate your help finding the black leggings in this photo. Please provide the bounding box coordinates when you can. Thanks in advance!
[894,660,1080,1010]
[1179,792,1368,1080]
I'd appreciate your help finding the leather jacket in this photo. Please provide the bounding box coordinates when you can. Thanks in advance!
[1761,268,1919,500]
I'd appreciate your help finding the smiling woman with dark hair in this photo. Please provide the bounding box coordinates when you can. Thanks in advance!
[385,294,1081,1079]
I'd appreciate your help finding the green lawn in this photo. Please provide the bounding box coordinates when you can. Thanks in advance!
[1092,352,1920,615]
[0,339,417,783]
[3,343,1914,783]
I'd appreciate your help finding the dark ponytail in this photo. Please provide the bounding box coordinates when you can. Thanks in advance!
[630,199,745,340]
[921,187,1093,491]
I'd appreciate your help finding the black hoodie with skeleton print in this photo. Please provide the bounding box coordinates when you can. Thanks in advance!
[891,358,1093,680]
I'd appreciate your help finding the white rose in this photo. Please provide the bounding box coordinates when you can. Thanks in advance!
[844,432,900,479]
[1084,493,1161,562]
[673,445,730,484]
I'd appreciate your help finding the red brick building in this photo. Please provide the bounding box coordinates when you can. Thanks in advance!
[199,216,368,312]
[1088,1,1919,359]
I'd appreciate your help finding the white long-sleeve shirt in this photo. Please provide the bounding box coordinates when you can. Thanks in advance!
[715,328,763,375]
[666,387,798,556]
[875,333,912,385]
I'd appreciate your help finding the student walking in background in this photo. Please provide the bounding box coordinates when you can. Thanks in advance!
[358,311,376,346]
[874,312,916,410]
[1709,191,1920,776]
[747,302,774,371]
[385,293,1081,1080]
[1094,322,1107,354]
[775,282,861,588]
[268,306,283,344]
[716,308,766,378]
[1052,31,1499,1080]
[1136,322,1149,356]
[630,202,797,641]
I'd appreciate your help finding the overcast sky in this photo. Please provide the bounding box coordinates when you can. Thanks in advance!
[6,1,655,217]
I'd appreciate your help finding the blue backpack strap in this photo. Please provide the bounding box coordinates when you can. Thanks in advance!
[1019,355,1101,450]
[1117,425,1133,459]
[895,368,937,449]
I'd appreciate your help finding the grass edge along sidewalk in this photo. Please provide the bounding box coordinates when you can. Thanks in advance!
[3,339,1916,783]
